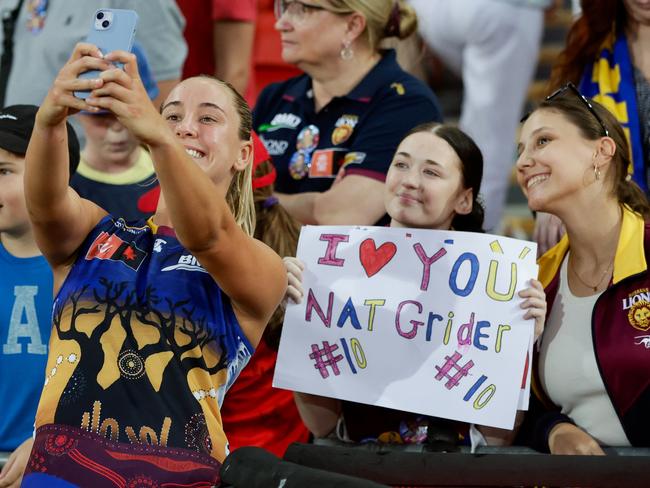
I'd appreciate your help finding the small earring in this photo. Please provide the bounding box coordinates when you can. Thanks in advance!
[340,41,354,61]
[594,164,601,180]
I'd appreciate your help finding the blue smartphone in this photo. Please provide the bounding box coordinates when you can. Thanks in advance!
[74,9,139,99]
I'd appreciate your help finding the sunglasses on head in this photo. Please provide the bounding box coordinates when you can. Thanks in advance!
[545,82,610,138]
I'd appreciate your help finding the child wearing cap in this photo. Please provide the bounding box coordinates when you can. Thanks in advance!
[0,105,79,488]
[70,43,160,221]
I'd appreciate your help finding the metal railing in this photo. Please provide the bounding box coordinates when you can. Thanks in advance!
[284,441,650,487]
[5,443,650,486]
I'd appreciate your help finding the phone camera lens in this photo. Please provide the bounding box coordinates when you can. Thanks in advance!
[102,20,109,28]
[96,12,104,20]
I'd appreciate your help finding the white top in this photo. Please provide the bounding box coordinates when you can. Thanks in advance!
[539,254,630,446]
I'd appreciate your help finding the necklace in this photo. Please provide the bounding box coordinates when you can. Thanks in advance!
[568,254,614,292]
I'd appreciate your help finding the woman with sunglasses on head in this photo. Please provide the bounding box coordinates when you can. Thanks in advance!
[254,0,441,227]
[516,85,650,455]
[20,44,286,485]
[535,0,650,255]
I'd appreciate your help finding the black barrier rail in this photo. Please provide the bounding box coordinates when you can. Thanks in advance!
[5,444,650,486]
[220,446,389,487]
[283,442,650,487]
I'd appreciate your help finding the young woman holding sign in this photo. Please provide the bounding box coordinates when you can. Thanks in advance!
[285,122,546,445]
[516,85,650,453]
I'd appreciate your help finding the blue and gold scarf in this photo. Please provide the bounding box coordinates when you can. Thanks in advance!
[579,28,647,192]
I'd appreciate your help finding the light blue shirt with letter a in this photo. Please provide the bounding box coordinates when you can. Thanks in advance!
[0,242,52,451]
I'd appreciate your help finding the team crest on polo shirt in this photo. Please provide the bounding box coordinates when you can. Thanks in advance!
[331,115,358,145]
[623,288,650,331]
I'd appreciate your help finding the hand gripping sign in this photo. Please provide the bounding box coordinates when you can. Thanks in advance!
[274,226,538,429]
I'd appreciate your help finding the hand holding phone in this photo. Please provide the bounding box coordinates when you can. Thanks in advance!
[74,9,138,99]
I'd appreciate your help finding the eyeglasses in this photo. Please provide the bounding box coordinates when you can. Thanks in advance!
[274,0,327,21]
[545,82,610,138]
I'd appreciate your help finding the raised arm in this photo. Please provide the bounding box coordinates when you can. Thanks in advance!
[87,52,285,346]
[25,43,108,275]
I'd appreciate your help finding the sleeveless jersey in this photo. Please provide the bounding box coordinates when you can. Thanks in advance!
[25,216,252,486]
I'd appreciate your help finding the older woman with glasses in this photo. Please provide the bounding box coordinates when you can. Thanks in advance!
[516,85,650,454]
[253,0,442,226]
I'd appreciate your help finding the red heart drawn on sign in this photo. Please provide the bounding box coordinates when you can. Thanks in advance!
[359,239,397,277]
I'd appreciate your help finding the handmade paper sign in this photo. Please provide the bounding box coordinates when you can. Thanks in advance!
[274,226,538,429]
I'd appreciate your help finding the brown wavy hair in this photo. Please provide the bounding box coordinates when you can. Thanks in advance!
[548,1,627,92]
